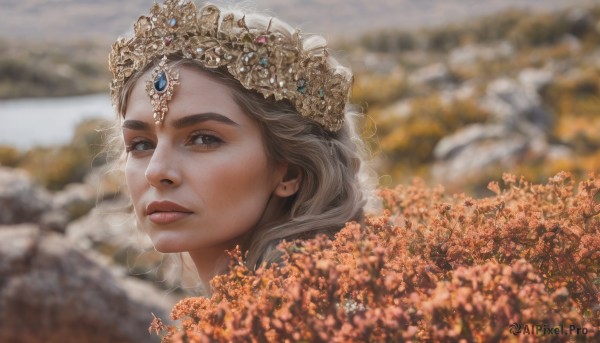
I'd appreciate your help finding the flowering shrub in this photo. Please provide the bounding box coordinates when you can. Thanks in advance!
[152,172,599,342]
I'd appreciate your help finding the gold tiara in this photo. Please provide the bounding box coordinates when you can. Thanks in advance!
[108,0,352,132]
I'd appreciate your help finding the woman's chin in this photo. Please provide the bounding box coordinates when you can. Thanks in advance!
[149,233,188,253]
[152,244,183,253]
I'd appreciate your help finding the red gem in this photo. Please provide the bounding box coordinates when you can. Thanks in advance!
[256,35,268,44]
[165,36,172,46]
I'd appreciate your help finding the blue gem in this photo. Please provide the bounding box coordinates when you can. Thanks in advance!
[297,80,307,94]
[168,18,177,27]
[259,57,269,67]
[318,88,325,98]
[154,71,168,93]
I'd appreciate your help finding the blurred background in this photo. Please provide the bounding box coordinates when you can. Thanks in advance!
[1,0,599,341]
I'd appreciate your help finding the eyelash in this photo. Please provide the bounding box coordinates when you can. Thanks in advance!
[124,131,223,154]
[125,138,153,154]
[188,131,224,149]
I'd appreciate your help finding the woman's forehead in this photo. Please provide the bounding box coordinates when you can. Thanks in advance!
[125,65,249,125]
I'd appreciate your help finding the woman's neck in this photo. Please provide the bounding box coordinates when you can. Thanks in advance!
[188,247,232,287]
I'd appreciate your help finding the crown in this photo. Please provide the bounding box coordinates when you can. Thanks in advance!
[108,0,352,132]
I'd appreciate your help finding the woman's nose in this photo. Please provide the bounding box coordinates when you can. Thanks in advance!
[144,143,182,188]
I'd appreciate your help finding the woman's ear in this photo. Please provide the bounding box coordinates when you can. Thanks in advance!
[274,164,302,197]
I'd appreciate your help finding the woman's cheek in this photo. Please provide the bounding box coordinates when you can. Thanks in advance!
[125,159,146,209]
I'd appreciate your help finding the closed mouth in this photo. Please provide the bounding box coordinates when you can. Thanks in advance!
[146,200,193,215]
[145,200,193,225]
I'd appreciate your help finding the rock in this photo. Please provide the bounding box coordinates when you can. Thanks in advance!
[449,45,480,67]
[440,81,477,104]
[66,198,184,290]
[561,34,582,54]
[39,209,70,234]
[409,63,454,89]
[52,182,97,222]
[0,167,52,225]
[480,78,553,131]
[518,68,553,94]
[66,197,144,252]
[566,8,594,38]
[546,145,572,161]
[0,224,174,343]
[433,124,508,160]
[432,75,554,185]
[449,42,514,67]
[432,135,531,184]
[428,67,560,187]
[432,120,551,185]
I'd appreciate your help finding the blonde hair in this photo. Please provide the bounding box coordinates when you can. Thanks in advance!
[112,3,376,270]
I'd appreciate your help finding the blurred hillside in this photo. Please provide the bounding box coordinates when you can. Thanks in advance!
[344,5,600,193]
[2,0,595,42]
[1,3,600,194]
[0,0,595,98]
[0,39,108,98]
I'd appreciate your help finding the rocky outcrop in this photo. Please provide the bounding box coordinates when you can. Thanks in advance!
[480,76,553,131]
[408,63,455,89]
[448,42,514,67]
[0,167,52,225]
[0,225,174,343]
[52,182,97,222]
[0,165,115,232]
[0,166,186,341]
[432,128,543,184]
[432,68,568,185]
[66,198,191,291]
[66,197,137,251]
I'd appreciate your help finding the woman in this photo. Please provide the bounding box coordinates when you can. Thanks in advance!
[109,0,373,288]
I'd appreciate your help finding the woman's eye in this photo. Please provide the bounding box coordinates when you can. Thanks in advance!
[190,133,223,147]
[126,140,153,153]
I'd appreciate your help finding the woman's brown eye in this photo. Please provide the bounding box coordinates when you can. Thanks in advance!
[192,134,222,146]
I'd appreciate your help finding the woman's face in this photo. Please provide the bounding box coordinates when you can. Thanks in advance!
[122,65,283,255]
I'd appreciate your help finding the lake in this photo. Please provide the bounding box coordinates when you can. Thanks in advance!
[0,94,115,150]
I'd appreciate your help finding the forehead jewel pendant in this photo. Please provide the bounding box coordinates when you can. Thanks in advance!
[146,56,180,126]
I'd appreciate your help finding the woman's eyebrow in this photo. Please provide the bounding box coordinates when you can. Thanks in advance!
[172,112,240,129]
[122,119,151,131]
[121,113,239,131]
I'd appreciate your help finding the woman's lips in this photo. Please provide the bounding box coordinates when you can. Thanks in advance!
[148,211,192,224]
[146,200,193,224]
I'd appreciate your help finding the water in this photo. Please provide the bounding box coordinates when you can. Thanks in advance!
[0,94,115,150]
